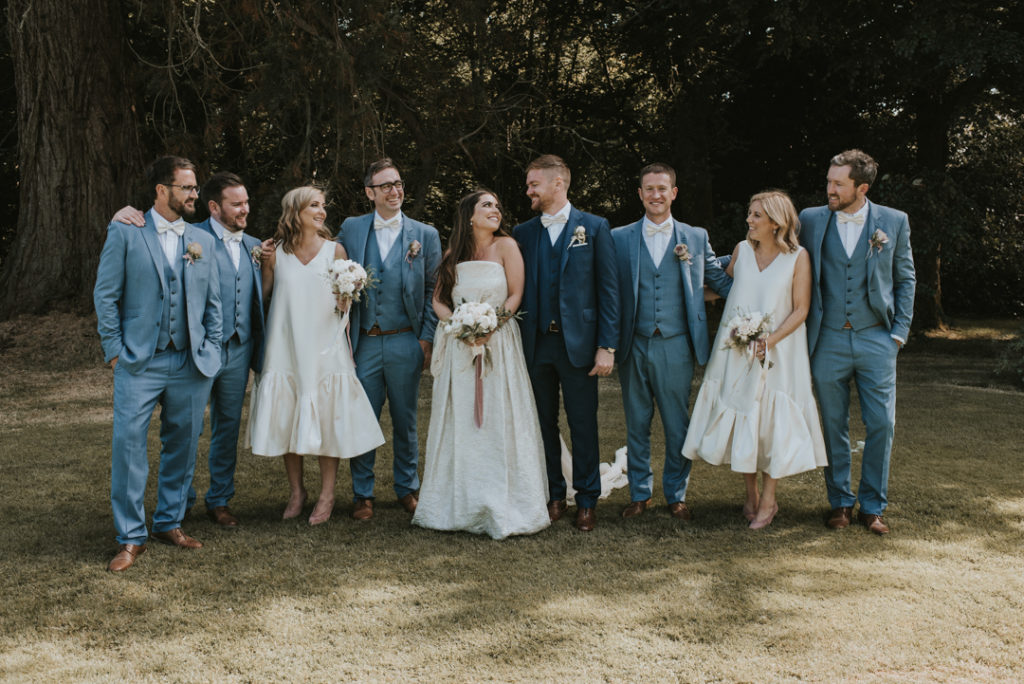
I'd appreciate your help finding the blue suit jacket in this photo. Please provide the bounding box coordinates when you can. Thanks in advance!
[194,219,266,373]
[336,212,442,354]
[799,200,916,356]
[94,213,223,377]
[611,218,732,366]
[514,207,620,368]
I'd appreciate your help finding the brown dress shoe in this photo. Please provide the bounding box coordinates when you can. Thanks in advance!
[622,499,651,518]
[575,507,596,532]
[398,491,419,514]
[152,528,203,549]
[108,544,146,572]
[547,499,568,522]
[207,506,239,528]
[352,498,374,521]
[668,502,692,520]
[827,506,853,529]
[857,511,890,535]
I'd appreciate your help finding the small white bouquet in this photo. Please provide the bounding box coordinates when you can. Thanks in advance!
[444,300,519,427]
[722,310,774,368]
[327,259,377,313]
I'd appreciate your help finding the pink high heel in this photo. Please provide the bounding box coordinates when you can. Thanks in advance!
[749,503,778,530]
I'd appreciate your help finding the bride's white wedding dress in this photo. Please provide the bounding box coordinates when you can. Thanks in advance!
[413,261,550,539]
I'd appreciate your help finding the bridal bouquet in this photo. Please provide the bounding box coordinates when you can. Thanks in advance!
[722,310,774,368]
[444,300,519,427]
[327,259,377,313]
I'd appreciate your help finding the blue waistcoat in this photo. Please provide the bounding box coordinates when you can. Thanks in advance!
[821,215,880,330]
[361,232,411,331]
[158,238,188,351]
[536,225,571,332]
[220,250,255,344]
[635,241,687,338]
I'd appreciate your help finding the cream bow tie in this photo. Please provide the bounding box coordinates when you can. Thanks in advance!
[644,220,672,236]
[222,232,243,243]
[156,219,185,236]
[540,214,567,228]
[374,216,400,230]
[837,213,865,225]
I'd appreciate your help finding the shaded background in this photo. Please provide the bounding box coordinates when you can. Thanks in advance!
[2,0,1022,326]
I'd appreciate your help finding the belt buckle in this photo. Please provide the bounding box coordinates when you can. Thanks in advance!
[366,324,382,336]
[547,321,560,334]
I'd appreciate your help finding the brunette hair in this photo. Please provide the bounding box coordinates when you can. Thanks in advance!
[526,154,571,187]
[435,189,510,309]
[363,158,400,187]
[274,186,331,253]
[639,162,676,187]
[747,189,800,253]
[146,156,196,198]
[202,171,245,206]
[830,149,878,187]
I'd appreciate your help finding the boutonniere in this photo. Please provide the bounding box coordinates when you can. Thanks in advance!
[406,240,422,264]
[183,242,203,265]
[250,245,263,265]
[567,226,588,249]
[867,229,889,258]
[674,243,692,264]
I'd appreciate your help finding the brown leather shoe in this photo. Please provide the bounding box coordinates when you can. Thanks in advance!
[857,511,890,535]
[827,506,853,529]
[152,528,203,549]
[207,506,239,528]
[622,499,651,518]
[352,498,374,521]
[668,502,692,520]
[575,507,596,532]
[398,491,419,514]
[108,544,146,572]
[547,499,568,522]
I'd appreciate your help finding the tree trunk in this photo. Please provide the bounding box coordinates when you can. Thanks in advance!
[1,0,140,318]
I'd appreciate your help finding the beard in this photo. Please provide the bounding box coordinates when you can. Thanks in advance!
[169,195,196,219]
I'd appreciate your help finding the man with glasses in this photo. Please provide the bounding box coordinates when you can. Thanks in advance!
[337,158,441,521]
[94,156,223,571]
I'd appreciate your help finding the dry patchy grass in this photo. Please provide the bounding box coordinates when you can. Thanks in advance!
[0,313,1022,682]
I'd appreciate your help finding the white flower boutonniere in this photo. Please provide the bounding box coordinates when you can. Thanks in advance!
[674,243,692,264]
[250,245,263,265]
[567,226,588,249]
[406,240,422,264]
[183,242,203,265]
[867,229,889,258]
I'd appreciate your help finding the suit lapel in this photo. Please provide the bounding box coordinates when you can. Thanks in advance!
[141,213,168,295]
[629,221,642,303]
[354,214,373,266]
[559,208,580,274]
[863,200,880,276]
[675,221,694,301]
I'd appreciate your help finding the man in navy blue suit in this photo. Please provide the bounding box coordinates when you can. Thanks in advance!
[513,155,619,532]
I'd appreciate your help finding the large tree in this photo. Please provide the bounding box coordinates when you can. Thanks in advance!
[1,0,140,317]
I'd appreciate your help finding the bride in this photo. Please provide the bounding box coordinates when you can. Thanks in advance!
[412,189,550,539]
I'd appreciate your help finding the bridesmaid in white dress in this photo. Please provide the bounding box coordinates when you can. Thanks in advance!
[412,189,550,539]
[249,187,384,525]
[683,190,826,529]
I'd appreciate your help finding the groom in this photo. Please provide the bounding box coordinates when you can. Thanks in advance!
[800,149,915,535]
[94,156,222,571]
[513,154,619,532]
[338,158,441,521]
[611,163,732,519]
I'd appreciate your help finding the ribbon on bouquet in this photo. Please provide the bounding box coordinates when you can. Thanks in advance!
[471,343,487,428]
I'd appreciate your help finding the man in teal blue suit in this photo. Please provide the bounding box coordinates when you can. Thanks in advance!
[514,154,619,532]
[611,163,732,520]
[799,150,916,535]
[337,159,442,521]
[94,156,223,571]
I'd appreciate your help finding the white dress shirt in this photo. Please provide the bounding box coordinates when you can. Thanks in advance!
[152,209,184,267]
[210,216,243,271]
[836,201,869,259]
[540,202,572,246]
[642,216,673,268]
[373,211,403,257]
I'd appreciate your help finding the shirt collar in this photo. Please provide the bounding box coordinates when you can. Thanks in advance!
[542,202,572,223]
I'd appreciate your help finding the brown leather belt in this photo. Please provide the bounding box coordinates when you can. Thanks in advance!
[546,321,561,334]
[362,324,413,337]
[842,321,882,330]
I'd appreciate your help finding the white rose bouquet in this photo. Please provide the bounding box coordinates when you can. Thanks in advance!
[444,300,519,427]
[722,310,774,368]
[327,259,377,313]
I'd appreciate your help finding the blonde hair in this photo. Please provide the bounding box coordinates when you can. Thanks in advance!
[747,190,800,253]
[274,186,331,253]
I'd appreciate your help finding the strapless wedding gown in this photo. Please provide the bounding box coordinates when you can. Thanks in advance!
[413,261,550,539]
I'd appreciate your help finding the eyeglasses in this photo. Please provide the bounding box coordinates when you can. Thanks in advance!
[367,180,404,192]
[164,184,199,195]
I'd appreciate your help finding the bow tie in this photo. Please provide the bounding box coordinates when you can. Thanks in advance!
[374,216,400,231]
[837,213,865,225]
[644,220,672,236]
[540,214,567,229]
[222,232,243,243]
[156,218,185,236]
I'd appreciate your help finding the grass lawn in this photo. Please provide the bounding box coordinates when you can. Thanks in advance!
[1,313,1022,682]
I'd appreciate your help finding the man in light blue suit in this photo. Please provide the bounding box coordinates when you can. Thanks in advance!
[337,158,441,521]
[94,156,222,571]
[514,154,619,532]
[611,163,732,520]
[110,172,265,528]
[799,150,915,535]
